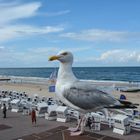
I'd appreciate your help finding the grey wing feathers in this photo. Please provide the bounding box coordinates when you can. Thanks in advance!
[63,81,118,110]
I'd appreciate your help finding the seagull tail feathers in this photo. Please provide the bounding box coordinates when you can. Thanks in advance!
[105,105,137,109]
[105,99,138,109]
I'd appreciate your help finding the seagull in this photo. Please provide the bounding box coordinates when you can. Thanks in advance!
[49,51,136,136]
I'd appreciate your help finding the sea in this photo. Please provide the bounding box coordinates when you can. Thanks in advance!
[0,67,140,82]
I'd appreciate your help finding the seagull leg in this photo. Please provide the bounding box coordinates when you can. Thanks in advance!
[68,117,82,132]
[70,115,87,136]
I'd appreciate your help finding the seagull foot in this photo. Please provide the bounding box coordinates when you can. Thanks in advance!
[67,127,79,132]
[70,131,83,136]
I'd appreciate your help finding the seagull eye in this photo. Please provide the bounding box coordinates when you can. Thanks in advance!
[61,52,68,55]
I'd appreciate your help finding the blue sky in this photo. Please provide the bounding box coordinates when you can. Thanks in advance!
[0,0,140,67]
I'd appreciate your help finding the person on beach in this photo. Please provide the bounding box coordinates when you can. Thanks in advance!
[87,117,92,129]
[3,104,7,118]
[31,108,36,125]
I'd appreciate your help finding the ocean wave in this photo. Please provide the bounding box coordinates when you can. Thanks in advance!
[0,75,49,84]
[1,75,140,87]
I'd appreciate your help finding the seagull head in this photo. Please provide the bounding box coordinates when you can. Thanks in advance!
[49,51,73,64]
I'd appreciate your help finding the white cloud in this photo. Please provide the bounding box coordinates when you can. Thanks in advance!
[87,49,140,64]
[57,46,92,53]
[28,47,60,55]
[60,29,140,42]
[0,1,64,42]
[98,50,123,61]
[0,46,58,67]
[28,46,90,56]
[102,50,139,62]
[0,25,64,42]
[0,2,41,25]
[0,46,5,49]
[0,47,140,67]
[0,46,92,67]
[45,10,70,17]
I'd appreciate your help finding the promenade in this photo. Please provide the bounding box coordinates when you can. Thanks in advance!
[0,110,140,140]
[0,110,65,140]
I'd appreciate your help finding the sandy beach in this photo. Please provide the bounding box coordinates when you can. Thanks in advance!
[112,90,140,105]
[0,79,140,107]
[0,82,56,98]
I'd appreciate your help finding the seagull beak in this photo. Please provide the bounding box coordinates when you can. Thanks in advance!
[48,55,61,61]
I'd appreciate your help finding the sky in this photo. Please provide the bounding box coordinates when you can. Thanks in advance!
[0,0,140,67]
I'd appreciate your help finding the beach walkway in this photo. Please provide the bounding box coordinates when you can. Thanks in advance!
[0,110,140,140]
[0,110,65,140]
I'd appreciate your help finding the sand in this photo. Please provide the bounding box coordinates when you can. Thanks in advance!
[0,81,55,98]
[0,80,140,110]
[112,90,140,104]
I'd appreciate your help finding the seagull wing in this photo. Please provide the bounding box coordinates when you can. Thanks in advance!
[63,80,119,111]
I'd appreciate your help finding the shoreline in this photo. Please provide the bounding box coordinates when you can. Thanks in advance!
[1,75,140,84]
